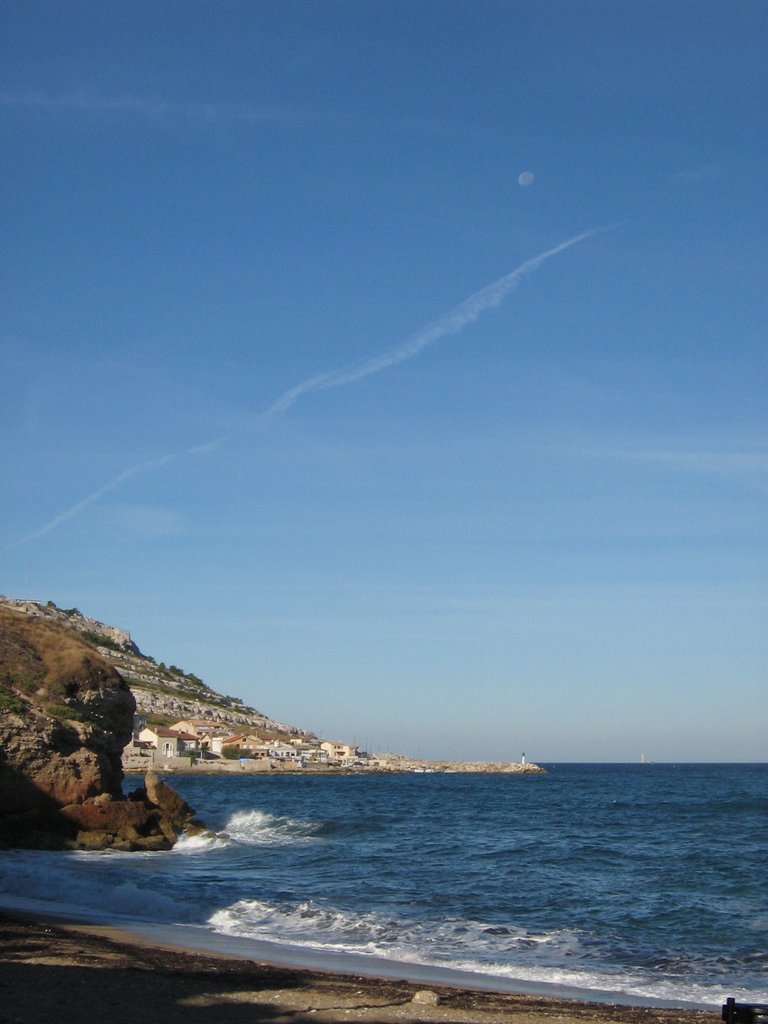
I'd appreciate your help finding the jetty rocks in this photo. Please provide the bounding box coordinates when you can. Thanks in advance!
[0,604,208,851]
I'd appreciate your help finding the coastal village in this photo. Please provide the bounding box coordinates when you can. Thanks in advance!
[123,714,543,774]
[124,714,366,772]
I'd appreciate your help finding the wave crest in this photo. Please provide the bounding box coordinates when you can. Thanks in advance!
[208,897,568,958]
[207,897,767,1006]
[224,809,323,845]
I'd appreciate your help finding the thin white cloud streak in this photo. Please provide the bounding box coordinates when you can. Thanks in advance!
[259,226,612,421]
[0,90,173,117]
[572,447,768,476]
[0,90,461,135]
[16,455,176,545]
[0,90,309,125]
[17,225,613,544]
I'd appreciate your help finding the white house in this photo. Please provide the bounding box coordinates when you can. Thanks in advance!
[267,742,303,761]
[138,726,199,759]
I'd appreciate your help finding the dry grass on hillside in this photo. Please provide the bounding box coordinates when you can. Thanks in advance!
[0,606,115,700]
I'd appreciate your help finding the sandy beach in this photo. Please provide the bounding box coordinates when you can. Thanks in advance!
[0,911,720,1024]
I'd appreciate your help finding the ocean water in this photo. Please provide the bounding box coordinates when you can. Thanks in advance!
[0,763,765,1010]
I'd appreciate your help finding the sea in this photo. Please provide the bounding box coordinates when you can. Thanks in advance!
[0,763,765,1011]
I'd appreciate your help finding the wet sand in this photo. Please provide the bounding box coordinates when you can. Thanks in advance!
[0,911,720,1024]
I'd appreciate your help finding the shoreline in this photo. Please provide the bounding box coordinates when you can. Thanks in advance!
[122,757,547,776]
[0,907,720,1024]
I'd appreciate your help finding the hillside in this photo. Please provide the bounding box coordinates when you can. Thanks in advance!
[0,598,314,743]
[1,597,544,776]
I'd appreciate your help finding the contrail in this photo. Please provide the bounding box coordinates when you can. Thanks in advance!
[17,224,615,544]
[258,226,608,420]
[17,454,176,544]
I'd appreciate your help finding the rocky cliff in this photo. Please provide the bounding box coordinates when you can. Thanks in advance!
[0,597,310,740]
[0,605,207,850]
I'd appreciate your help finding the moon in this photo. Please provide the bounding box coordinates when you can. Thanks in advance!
[517,171,535,187]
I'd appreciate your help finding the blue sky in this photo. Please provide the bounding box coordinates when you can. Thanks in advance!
[2,1,765,761]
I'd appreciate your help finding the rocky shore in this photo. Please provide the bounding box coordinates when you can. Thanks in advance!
[57,769,212,851]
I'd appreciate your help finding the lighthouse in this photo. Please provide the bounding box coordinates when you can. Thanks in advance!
[521,752,526,765]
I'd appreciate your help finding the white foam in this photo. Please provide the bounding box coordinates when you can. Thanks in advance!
[223,809,322,845]
[206,897,765,1009]
[209,898,577,962]
[172,832,230,853]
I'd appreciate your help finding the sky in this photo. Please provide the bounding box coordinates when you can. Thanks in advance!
[1,1,766,762]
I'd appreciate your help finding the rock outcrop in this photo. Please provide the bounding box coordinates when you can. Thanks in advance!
[0,605,207,850]
[58,771,209,851]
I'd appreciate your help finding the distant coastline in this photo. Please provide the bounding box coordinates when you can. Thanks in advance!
[124,754,546,776]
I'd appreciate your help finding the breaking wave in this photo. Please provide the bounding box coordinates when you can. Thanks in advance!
[223,809,324,845]
[209,897,573,962]
[207,897,753,1007]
